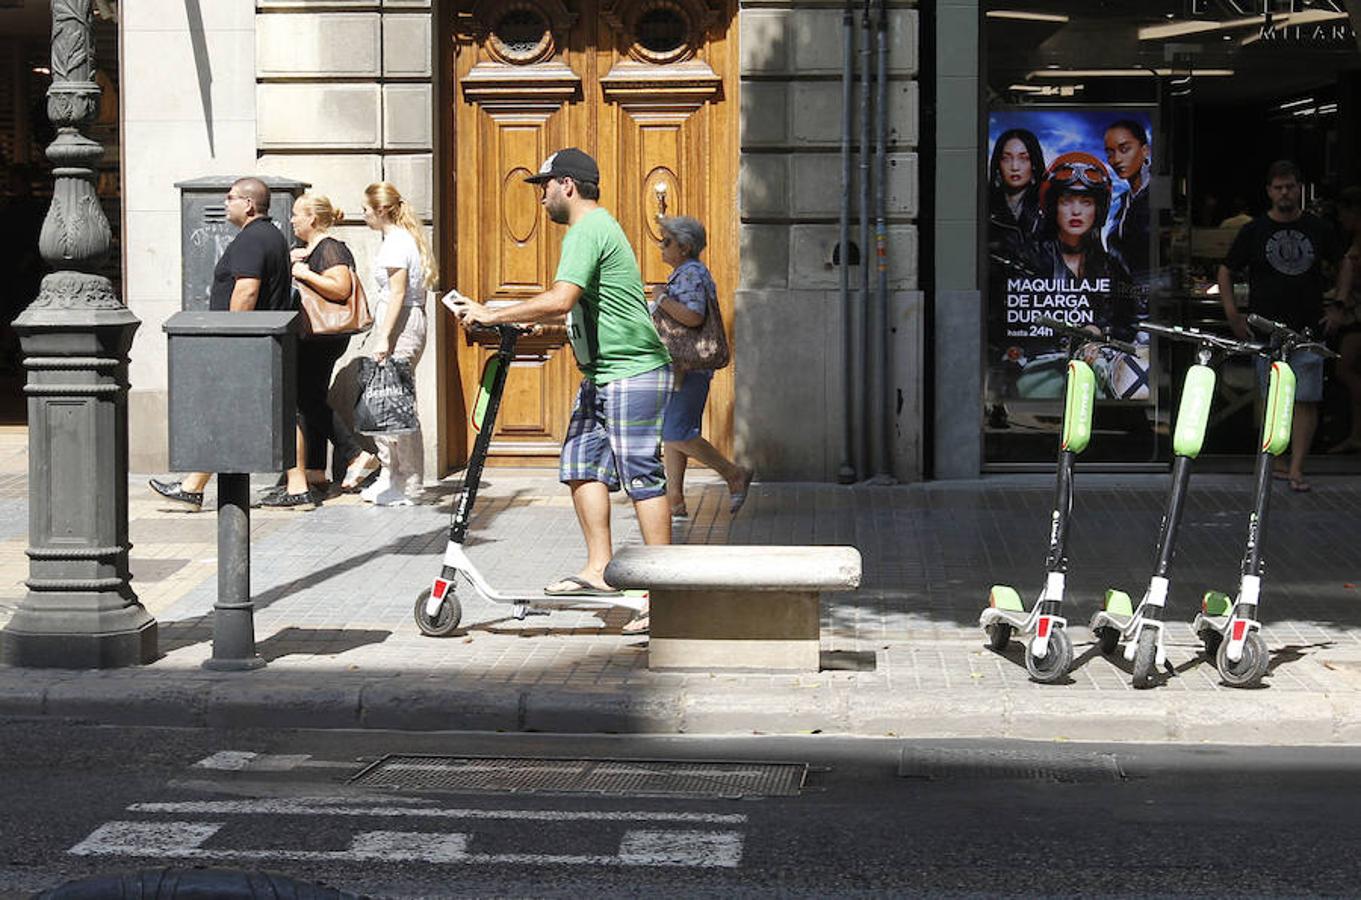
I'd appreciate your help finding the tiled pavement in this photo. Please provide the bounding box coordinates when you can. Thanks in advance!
[3,433,1361,742]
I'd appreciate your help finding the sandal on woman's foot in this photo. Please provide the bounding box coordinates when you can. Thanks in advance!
[728,468,755,514]
[342,454,381,491]
[621,613,650,635]
[1289,478,1312,493]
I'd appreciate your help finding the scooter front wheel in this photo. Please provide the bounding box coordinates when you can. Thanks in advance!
[1024,628,1072,684]
[414,586,463,637]
[1216,631,1268,688]
[986,622,1013,652]
[1132,628,1158,690]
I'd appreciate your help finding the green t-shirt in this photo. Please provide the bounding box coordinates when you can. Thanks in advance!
[554,208,671,384]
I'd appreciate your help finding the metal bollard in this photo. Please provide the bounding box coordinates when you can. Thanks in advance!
[203,473,264,671]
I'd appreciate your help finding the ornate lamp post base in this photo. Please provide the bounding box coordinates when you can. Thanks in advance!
[2,295,157,669]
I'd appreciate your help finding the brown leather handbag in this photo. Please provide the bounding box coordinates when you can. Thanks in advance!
[298,266,373,337]
[652,283,730,372]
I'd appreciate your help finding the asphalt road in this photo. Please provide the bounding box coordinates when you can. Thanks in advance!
[4,721,1361,898]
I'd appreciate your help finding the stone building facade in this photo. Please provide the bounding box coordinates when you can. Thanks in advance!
[118,0,923,481]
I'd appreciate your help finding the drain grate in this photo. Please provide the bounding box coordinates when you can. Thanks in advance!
[349,756,807,799]
[898,748,1124,784]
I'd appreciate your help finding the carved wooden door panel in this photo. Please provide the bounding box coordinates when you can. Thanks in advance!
[445,0,737,469]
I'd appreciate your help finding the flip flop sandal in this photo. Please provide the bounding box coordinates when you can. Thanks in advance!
[729,468,755,514]
[543,575,623,597]
[1289,478,1312,493]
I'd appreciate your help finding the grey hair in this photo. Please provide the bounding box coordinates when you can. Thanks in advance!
[659,215,706,258]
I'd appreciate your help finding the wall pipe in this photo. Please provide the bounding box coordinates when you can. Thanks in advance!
[873,0,894,481]
[838,4,856,484]
[857,0,872,478]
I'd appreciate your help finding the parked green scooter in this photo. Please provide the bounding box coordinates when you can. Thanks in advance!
[979,315,1138,683]
[1090,321,1263,689]
[1194,314,1338,687]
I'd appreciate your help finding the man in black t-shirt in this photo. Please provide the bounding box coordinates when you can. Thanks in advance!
[208,178,292,312]
[1218,160,1339,492]
[150,177,293,510]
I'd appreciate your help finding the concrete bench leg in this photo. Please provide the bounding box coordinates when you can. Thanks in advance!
[648,589,821,672]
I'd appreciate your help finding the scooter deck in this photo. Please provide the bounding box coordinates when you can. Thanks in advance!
[979,607,1030,629]
[445,543,649,612]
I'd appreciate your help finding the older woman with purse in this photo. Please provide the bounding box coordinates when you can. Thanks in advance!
[259,192,368,508]
[652,215,753,520]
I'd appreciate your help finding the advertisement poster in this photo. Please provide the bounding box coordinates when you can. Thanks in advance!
[985,108,1154,404]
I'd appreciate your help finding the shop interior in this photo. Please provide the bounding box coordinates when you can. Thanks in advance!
[0,0,120,427]
[983,1,1361,470]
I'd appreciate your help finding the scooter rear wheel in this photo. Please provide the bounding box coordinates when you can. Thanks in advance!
[986,622,1013,651]
[1216,630,1268,688]
[1198,628,1222,661]
[414,586,463,637]
[1024,627,1072,684]
[1096,626,1121,656]
[1132,628,1158,690]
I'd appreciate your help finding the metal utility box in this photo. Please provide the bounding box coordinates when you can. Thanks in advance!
[174,176,309,311]
[164,311,299,473]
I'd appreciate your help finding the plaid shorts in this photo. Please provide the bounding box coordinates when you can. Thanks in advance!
[559,365,672,500]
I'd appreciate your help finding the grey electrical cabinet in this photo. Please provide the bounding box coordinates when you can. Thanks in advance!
[164,311,299,473]
[174,176,309,311]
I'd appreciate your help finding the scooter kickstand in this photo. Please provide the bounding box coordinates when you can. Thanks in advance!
[512,602,549,620]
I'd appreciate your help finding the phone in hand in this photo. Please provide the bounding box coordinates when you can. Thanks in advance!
[440,288,471,315]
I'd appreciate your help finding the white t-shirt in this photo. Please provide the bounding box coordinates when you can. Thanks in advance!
[374,228,427,307]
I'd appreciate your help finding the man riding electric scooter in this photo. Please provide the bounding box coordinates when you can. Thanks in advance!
[446,148,672,635]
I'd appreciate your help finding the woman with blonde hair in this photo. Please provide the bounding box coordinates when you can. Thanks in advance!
[257,192,366,508]
[349,181,438,505]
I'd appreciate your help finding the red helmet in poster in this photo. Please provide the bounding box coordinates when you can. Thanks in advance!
[1039,152,1113,224]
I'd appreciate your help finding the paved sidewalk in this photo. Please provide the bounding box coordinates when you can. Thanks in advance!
[3,432,1361,743]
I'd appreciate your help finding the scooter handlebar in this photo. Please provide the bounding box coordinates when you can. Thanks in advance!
[1139,320,1264,356]
[1245,314,1339,359]
[1035,316,1141,355]
[461,322,537,339]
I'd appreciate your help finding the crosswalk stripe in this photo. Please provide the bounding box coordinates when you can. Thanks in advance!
[69,821,743,868]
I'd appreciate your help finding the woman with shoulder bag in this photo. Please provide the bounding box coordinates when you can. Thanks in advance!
[653,216,753,520]
[260,192,367,508]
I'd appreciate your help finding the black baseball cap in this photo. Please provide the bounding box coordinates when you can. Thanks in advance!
[524,148,600,186]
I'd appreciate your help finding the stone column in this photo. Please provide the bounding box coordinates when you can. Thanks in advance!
[1,0,157,668]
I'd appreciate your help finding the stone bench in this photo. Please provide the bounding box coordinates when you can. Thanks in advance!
[603,545,862,672]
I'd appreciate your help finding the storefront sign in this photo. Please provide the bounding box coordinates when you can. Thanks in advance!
[985,108,1155,403]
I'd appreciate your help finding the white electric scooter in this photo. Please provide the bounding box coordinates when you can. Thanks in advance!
[414,318,646,636]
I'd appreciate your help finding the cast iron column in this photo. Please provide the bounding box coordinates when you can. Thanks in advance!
[1,0,157,667]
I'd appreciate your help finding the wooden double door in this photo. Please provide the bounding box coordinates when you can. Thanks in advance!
[442,0,738,469]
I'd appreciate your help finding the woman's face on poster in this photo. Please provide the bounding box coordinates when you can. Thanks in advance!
[1104,127,1148,182]
[999,138,1033,190]
[1057,192,1097,242]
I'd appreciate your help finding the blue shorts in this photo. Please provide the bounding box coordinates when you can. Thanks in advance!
[1255,349,1324,404]
[560,365,672,500]
[662,370,712,442]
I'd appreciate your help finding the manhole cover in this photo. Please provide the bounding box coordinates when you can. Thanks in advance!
[898,748,1124,783]
[349,756,807,799]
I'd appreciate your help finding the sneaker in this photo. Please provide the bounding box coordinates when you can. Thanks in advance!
[258,489,319,510]
[148,478,203,512]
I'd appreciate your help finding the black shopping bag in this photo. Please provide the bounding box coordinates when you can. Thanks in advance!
[354,358,419,434]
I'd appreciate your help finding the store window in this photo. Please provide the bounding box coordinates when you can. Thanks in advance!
[982,1,1361,470]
